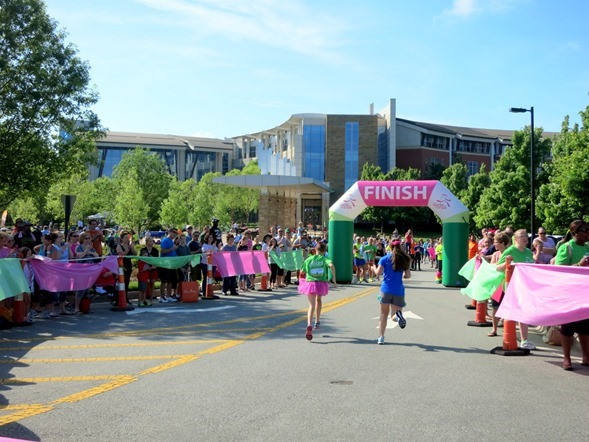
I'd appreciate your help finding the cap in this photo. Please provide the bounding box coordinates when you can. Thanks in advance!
[18,220,33,227]
[390,240,401,247]
[168,227,178,233]
[211,217,219,223]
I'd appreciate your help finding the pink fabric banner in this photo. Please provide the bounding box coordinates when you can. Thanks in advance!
[30,255,120,292]
[212,251,270,278]
[357,180,435,207]
[497,264,589,326]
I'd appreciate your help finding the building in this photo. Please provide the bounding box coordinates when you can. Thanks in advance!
[227,99,554,232]
[90,131,238,181]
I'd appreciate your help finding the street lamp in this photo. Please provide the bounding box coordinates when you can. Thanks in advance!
[509,106,535,244]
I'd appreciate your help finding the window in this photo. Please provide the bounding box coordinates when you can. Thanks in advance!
[185,151,217,181]
[467,161,478,176]
[303,125,325,181]
[345,122,359,190]
[421,134,448,150]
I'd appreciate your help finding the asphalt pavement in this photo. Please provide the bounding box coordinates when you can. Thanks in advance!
[0,266,588,441]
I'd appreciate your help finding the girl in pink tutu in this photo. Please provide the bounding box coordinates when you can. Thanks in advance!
[298,242,337,341]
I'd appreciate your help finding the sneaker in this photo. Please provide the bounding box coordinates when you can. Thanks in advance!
[159,297,169,303]
[314,321,320,329]
[305,326,313,341]
[168,297,178,302]
[521,340,536,350]
[145,302,152,307]
[396,311,406,329]
[42,311,51,319]
[377,336,385,345]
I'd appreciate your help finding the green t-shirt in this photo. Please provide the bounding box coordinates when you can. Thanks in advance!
[363,244,377,261]
[554,239,589,266]
[301,254,332,282]
[435,244,444,261]
[497,245,534,264]
[353,243,363,259]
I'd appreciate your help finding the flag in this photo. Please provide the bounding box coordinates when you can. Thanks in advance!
[458,257,477,281]
[212,251,270,277]
[135,255,200,269]
[0,259,31,301]
[269,250,304,271]
[497,264,589,326]
[30,255,120,292]
[460,258,505,301]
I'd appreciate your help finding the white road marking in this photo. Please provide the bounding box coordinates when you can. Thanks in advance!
[373,311,424,329]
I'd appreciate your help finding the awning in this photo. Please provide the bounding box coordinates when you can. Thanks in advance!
[213,175,331,194]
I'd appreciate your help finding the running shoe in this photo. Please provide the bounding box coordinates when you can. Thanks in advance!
[305,326,313,341]
[377,336,385,345]
[396,311,406,329]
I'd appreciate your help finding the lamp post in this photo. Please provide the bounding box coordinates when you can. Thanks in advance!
[509,106,534,244]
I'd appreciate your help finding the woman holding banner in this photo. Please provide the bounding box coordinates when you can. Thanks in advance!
[554,220,589,371]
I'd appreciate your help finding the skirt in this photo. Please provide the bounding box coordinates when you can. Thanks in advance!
[298,279,329,296]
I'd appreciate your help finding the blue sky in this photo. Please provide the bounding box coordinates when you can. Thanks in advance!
[46,0,588,139]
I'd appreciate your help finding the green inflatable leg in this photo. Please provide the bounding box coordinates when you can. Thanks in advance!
[442,222,469,287]
[328,220,353,283]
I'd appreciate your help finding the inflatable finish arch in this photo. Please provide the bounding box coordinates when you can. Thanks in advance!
[328,180,470,287]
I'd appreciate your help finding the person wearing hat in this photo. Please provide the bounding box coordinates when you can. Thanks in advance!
[210,218,222,247]
[13,220,40,253]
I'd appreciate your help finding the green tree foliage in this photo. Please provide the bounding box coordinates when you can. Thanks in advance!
[0,0,103,206]
[536,106,589,231]
[112,148,172,226]
[462,163,491,232]
[113,170,149,233]
[440,163,468,200]
[424,162,445,180]
[474,126,551,229]
[160,177,197,228]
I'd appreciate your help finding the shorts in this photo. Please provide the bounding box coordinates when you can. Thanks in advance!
[560,319,589,337]
[158,267,179,284]
[138,281,147,292]
[354,258,366,266]
[378,292,406,308]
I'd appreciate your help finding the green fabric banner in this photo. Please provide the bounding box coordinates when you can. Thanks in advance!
[460,258,505,301]
[458,257,477,281]
[269,250,304,271]
[0,259,31,301]
[132,255,201,269]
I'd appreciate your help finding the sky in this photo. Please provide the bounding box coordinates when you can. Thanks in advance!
[45,0,589,139]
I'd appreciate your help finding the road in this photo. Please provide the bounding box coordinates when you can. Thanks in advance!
[1,268,588,441]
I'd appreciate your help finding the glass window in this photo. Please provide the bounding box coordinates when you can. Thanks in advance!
[345,122,359,190]
[185,151,217,181]
[467,161,478,176]
[303,125,325,181]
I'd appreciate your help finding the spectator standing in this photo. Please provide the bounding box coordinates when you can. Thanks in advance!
[221,234,239,296]
[496,229,535,350]
[210,218,223,247]
[159,228,180,303]
[87,219,104,257]
[537,226,556,257]
[553,220,589,370]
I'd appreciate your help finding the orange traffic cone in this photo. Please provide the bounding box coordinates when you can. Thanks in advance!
[201,253,219,300]
[259,252,272,291]
[111,256,134,311]
[467,301,492,327]
[490,256,528,356]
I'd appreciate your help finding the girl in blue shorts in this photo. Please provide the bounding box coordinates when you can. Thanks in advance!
[374,240,412,345]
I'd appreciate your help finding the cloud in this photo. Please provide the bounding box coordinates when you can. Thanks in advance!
[132,0,348,63]
[437,0,523,20]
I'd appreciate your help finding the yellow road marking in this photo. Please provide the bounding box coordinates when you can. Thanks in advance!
[0,287,377,426]
[0,355,194,364]
[0,339,228,352]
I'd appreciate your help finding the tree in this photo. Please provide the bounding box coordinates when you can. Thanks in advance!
[112,148,172,226]
[440,163,468,201]
[113,170,149,233]
[160,177,196,228]
[536,106,589,231]
[0,0,103,207]
[462,163,491,232]
[474,126,551,229]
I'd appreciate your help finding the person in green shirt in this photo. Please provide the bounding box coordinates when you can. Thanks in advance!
[497,229,535,350]
[553,220,589,370]
[298,242,337,341]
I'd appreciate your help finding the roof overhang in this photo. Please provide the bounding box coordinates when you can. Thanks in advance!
[213,175,331,194]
